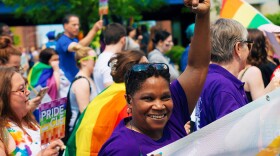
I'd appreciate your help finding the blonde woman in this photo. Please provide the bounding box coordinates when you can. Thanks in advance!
[65,45,98,142]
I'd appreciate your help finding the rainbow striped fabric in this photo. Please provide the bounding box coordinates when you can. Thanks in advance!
[65,83,129,156]
[28,62,57,100]
[220,0,271,28]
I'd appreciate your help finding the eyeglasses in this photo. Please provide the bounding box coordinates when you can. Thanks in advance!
[242,40,254,52]
[11,87,29,95]
[78,56,97,63]
[126,63,169,84]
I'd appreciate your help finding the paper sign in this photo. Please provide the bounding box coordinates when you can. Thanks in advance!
[99,0,109,15]
[39,97,67,145]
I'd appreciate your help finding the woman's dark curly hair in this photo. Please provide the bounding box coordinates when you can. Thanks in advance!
[125,63,170,96]
[247,29,268,66]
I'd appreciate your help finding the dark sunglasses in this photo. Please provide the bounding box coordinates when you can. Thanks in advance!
[242,40,254,51]
[126,63,169,83]
[131,63,168,72]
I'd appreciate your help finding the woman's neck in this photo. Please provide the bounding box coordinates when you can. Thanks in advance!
[77,68,91,78]
[155,46,163,53]
[128,119,163,140]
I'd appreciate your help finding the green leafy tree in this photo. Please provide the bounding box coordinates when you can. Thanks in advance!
[266,12,280,26]
[2,0,166,34]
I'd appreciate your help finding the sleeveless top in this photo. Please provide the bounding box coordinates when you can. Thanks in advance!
[68,76,97,132]
[6,121,41,156]
[239,67,253,102]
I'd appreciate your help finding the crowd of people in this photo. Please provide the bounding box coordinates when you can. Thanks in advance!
[1,0,280,155]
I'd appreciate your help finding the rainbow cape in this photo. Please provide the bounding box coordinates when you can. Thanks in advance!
[27,62,57,100]
[220,0,271,28]
[65,83,129,156]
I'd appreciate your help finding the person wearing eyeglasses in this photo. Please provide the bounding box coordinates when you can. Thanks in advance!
[0,67,65,156]
[0,36,42,113]
[238,29,280,102]
[65,45,98,142]
[99,0,211,155]
[192,19,254,130]
[148,29,180,82]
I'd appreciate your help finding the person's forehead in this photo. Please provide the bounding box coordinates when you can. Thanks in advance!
[11,73,24,87]
[3,25,9,31]
[69,16,79,23]
[50,54,59,58]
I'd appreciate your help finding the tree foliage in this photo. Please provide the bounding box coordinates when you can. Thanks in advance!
[3,0,166,33]
[266,12,280,26]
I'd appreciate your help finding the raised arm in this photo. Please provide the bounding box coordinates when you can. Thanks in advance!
[68,20,103,52]
[177,0,211,114]
[79,20,103,46]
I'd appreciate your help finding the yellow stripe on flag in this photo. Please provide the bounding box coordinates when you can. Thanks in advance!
[232,3,257,28]
[75,83,126,156]
[257,136,280,156]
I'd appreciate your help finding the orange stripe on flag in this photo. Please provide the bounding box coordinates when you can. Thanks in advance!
[220,0,243,18]
[90,91,128,155]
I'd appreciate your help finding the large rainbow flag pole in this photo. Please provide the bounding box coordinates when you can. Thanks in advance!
[220,0,271,28]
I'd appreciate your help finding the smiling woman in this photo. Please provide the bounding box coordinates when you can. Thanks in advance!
[98,0,211,155]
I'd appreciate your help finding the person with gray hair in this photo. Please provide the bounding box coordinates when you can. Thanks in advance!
[193,18,251,130]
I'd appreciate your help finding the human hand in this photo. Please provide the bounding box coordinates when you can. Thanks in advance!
[184,121,191,135]
[50,60,59,71]
[92,20,103,33]
[40,139,65,156]
[28,96,41,112]
[184,0,210,15]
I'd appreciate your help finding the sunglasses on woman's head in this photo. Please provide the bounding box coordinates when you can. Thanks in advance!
[78,56,97,63]
[131,63,168,72]
[126,63,169,84]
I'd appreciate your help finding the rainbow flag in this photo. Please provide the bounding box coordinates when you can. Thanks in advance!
[28,62,57,100]
[220,0,271,28]
[99,0,109,15]
[65,83,129,156]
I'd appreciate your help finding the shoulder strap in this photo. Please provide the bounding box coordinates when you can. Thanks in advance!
[240,66,250,80]
[71,76,92,93]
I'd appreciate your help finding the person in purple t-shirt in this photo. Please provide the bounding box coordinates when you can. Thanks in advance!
[99,0,211,155]
[193,18,252,130]
[56,14,103,82]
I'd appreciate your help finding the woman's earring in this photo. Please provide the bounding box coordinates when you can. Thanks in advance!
[127,108,132,115]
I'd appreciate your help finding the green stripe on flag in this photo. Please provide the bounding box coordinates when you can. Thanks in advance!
[64,107,87,156]
[248,14,271,28]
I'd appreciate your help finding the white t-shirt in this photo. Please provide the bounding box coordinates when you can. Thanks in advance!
[93,51,114,93]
